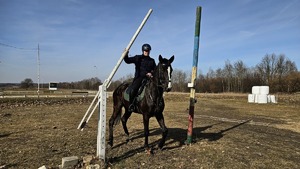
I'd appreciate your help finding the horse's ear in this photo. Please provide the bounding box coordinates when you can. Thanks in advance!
[159,55,163,62]
[169,55,174,63]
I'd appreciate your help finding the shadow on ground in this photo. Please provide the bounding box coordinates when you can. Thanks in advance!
[108,120,250,163]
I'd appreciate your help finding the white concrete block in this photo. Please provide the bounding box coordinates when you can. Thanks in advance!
[38,166,47,169]
[62,156,79,169]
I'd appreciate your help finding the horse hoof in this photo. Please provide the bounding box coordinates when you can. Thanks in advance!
[108,141,113,148]
[158,143,165,150]
[126,137,132,143]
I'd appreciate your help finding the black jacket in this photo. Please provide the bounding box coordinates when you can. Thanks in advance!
[124,54,156,79]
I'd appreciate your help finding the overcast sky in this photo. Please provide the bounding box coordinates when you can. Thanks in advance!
[0,0,299,83]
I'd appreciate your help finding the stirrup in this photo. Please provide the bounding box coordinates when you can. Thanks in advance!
[128,104,135,111]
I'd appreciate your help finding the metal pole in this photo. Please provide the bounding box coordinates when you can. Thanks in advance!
[186,6,202,144]
[77,90,100,130]
[37,44,40,98]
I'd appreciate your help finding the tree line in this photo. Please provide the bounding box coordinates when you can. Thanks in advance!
[18,53,299,93]
[17,77,102,91]
[171,53,299,93]
[110,53,298,93]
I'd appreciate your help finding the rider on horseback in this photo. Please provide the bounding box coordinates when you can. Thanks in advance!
[124,43,156,111]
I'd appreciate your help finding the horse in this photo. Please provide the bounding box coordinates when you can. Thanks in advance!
[108,55,174,153]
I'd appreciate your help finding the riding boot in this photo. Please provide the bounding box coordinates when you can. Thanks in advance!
[128,91,136,112]
[137,78,148,95]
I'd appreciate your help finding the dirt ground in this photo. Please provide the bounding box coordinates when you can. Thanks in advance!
[0,93,299,168]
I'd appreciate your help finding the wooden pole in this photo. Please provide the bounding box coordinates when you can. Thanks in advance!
[186,6,202,144]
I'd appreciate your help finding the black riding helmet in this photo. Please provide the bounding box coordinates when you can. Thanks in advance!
[142,44,151,51]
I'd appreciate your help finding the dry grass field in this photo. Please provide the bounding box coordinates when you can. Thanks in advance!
[0,92,299,168]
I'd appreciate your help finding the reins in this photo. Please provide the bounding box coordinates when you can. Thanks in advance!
[147,63,167,109]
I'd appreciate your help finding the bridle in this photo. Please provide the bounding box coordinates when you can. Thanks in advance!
[156,62,172,90]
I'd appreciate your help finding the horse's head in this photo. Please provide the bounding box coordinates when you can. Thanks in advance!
[156,55,175,92]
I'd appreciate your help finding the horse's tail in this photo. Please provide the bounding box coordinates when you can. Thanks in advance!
[112,82,130,126]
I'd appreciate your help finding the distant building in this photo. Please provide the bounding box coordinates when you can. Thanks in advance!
[49,82,58,90]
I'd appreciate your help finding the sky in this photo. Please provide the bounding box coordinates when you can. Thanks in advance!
[0,0,299,83]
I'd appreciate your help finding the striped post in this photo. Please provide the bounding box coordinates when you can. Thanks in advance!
[186,6,202,144]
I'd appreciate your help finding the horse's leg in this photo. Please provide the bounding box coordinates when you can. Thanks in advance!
[156,113,168,150]
[108,104,122,147]
[121,109,132,142]
[143,115,151,153]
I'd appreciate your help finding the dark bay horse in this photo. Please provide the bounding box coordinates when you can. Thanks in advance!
[108,55,174,152]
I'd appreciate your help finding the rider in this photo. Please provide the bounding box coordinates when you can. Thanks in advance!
[124,43,156,111]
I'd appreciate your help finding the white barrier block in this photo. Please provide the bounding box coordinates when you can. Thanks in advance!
[270,95,276,103]
[38,166,47,169]
[254,94,259,103]
[62,156,79,169]
[267,95,271,103]
[260,86,269,95]
[252,86,260,94]
[258,94,268,104]
[248,94,255,103]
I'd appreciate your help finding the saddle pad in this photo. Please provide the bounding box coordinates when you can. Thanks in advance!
[124,86,146,102]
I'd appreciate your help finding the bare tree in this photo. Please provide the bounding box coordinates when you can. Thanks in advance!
[172,69,188,92]
[256,53,277,85]
[20,78,34,89]
[284,60,297,74]
[285,72,300,93]
[215,68,225,92]
[234,60,247,92]
[275,54,298,92]
[223,60,233,92]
